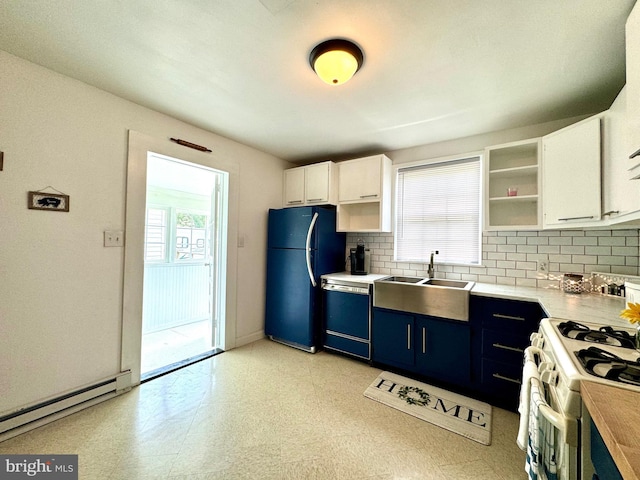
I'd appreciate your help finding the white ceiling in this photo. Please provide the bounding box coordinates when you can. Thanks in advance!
[0,1,635,163]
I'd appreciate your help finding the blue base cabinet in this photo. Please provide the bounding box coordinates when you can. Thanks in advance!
[590,418,623,480]
[371,309,415,370]
[372,307,471,387]
[470,295,545,411]
[416,316,470,385]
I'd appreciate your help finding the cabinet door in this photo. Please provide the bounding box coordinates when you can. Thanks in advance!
[415,316,470,384]
[372,308,414,370]
[338,156,381,202]
[627,3,640,178]
[284,167,305,206]
[542,116,602,228]
[305,163,330,204]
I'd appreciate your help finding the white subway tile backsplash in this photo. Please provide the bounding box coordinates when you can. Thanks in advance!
[538,245,561,254]
[571,255,598,264]
[599,237,627,246]
[585,246,612,255]
[527,237,550,245]
[348,229,640,287]
[612,246,638,256]
[560,245,585,254]
[572,237,599,246]
[549,236,573,246]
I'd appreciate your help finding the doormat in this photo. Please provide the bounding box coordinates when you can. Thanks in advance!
[364,371,492,445]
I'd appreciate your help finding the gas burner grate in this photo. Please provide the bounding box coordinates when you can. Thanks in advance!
[557,320,637,349]
[575,346,640,387]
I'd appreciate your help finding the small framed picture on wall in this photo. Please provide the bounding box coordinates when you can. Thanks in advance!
[28,191,70,212]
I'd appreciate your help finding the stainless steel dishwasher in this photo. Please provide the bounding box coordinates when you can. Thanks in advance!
[321,278,371,360]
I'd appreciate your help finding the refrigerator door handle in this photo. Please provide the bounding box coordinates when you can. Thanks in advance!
[305,212,319,287]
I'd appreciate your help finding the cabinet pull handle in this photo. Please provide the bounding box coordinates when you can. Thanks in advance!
[360,194,378,199]
[287,200,303,204]
[557,215,594,221]
[307,198,323,202]
[493,373,521,385]
[493,313,525,321]
[602,210,619,217]
[407,324,411,350]
[492,343,524,353]
[630,147,640,159]
[422,327,426,354]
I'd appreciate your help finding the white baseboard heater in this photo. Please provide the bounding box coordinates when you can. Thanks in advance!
[0,371,132,442]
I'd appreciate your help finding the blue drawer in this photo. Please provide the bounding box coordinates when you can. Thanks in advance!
[323,332,370,359]
[482,329,527,363]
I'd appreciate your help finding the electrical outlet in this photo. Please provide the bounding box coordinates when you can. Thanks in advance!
[104,230,124,247]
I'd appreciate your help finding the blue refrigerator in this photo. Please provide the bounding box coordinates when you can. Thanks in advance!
[265,206,346,352]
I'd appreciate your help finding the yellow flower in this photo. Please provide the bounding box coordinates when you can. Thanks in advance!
[620,302,640,325]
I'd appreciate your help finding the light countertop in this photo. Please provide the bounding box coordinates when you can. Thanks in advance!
[321,272,388,285]
[470,282,629,328]
[322,272,630,327]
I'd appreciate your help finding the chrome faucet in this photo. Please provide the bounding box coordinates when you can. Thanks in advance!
[427,250,439,278]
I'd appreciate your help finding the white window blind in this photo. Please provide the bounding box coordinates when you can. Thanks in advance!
[395,156,481,265]
[144,207,168,262]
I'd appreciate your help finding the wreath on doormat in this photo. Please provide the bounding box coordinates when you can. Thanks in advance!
[397,385,430,406]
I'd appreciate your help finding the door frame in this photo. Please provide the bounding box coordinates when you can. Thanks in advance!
[122,130,239,386]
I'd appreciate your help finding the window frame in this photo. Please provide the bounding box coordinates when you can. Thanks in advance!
[392,152,484,267]
[144,204,211,265]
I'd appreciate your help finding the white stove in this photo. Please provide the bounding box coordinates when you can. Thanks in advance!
[524,317,640,479]
[539,318,640,393]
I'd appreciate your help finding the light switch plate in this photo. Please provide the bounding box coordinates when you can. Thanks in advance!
[104,230,124,247]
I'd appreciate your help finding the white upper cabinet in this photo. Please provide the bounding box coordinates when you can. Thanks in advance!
[627,2,640,178]
[283,167,306,206]
[542,115,602,228]
[337,154,392,232]
[484,139,541,231]
[338,155,388,202]
[283,161,338,207]
[305,162,332,204]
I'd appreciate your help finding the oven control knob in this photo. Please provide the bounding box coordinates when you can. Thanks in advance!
[538,361,553,373]
[530,332,544,348]
[540,369,558,386]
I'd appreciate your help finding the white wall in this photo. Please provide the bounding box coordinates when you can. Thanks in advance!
[387,115,591,165]
[0,51,288,414]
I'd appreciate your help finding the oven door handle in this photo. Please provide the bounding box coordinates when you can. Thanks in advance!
[538,403,578,447]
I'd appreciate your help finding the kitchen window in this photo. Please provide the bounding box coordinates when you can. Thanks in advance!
[394,155,482,265]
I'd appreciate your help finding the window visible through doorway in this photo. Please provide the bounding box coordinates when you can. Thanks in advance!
[144,207,210,263]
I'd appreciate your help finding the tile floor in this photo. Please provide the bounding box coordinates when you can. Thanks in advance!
[0,339,527,479]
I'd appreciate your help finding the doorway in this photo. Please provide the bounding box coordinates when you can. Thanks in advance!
[122,130,239,387]
[140,153,227,378]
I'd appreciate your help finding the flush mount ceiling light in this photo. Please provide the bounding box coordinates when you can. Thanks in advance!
[309,39,364,85]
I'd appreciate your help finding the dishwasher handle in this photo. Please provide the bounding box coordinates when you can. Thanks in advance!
[321,283,369,295]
